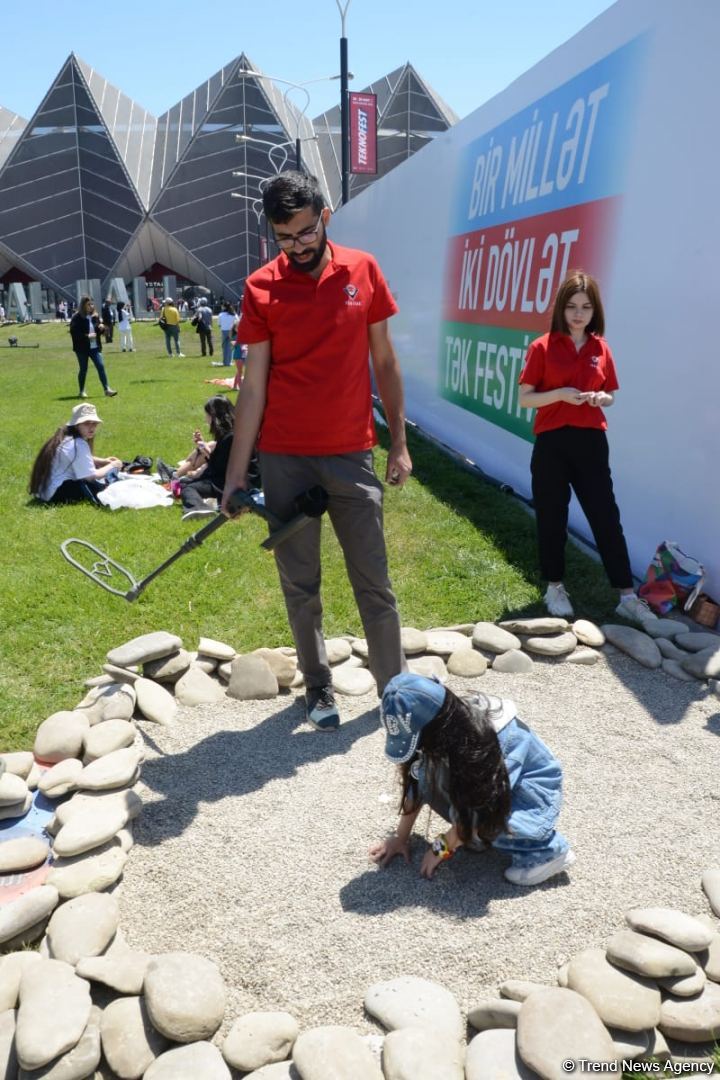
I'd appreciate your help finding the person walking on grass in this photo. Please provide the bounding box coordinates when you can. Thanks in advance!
[370,673,574,887]
[518,270,656,626]
[69,297,117,398]
[222,171,411,732]
[160,297,184,357]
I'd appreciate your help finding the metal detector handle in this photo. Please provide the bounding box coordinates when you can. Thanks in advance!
[226,488,317,552]
[126,512,231,600]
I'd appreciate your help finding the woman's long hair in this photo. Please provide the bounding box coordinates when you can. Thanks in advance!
[204,395,234,440]
[29,424,85,495]
[399,688,511,843]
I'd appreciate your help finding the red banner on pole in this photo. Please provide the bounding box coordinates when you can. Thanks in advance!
[349,92,377,175]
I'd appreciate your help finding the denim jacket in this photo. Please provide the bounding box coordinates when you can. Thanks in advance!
[415,696,564,842]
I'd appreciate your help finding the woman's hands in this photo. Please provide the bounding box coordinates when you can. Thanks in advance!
[369,834,410,867]
[556,387,592,405]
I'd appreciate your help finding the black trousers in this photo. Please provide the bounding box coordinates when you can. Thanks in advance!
[181,478,218,510]
[530,426,632,589]
[48,479,105,505]
[197,325,214,356]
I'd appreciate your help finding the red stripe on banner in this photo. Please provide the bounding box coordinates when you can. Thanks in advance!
[443,196,621,331]
[350,93,377,174]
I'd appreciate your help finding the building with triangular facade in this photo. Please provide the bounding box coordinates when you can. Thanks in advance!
[0,54,455,309]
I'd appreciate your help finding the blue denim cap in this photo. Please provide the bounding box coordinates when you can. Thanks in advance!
[380,673,446,764]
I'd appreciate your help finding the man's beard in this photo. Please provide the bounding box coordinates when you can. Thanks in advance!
[288,226,328,274]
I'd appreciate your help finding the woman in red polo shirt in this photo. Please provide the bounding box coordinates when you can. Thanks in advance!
[518,271,655,625]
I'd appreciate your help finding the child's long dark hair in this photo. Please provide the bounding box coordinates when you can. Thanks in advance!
[204,395,234,440]
[399,688,511,843]
[29,424,87,496]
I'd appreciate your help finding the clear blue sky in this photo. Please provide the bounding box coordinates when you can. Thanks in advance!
[4,0,615,123]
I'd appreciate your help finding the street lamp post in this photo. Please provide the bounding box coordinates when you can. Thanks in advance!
[336,0,353,205]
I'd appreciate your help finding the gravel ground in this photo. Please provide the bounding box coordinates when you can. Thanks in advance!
[118,649,719,1045]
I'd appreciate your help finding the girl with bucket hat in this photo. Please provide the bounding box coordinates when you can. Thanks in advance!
[29,403,122,505]
[370,673,574,887]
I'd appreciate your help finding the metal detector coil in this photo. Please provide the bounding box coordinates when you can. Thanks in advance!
[61,486,327,602]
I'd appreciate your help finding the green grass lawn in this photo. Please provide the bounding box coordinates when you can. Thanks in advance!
[0,318,617,751]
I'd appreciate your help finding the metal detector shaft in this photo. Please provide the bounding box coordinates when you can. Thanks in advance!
[126,511,229,600]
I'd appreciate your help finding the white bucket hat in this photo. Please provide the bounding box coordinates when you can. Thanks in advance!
[68,403,103,427]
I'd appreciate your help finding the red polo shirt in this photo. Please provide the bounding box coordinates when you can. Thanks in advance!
[239,243,398,455]
[519,332,619,435]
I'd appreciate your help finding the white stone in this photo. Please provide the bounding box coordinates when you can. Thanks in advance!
[606,929,697,977]
[658,968,707,996]
[566,947,661,1031]
[681,646,720,680]
[144,952,226,1042]
[499,617,569,635]
[675,632,720,652]
[523,631,578,656]
[143,649,192,682]
[601,625,662,669]
[472,622,521,654]
[516,988,617,1078]
[38,758,84,798]
[25,763,41,791]
[400,628,429,655]
[382,1027,464,1079]
[499,980,549,1002]
[0,752,33,778]
[46,892,120,965]
[350,638,369,659]
[0,886,59,946]
[134,678,177,725]
[227,656,279,700]
[47,840,128,899]
[34,712,90,763]
[332,664,376,696]
[468,998,521,1030]
[0,837,49,874]
[365,976,463,1041]
[100,995,169,1079]
[174,665,227,706]
[197,636,236,660]
[324,638,352,664]
[16,959,91,1071]
[0,772,28,806]
[0,953,42,1011]
[656,637,691,660]
[659,981,720,1042]
[662,658,700,681]
[193,653,219,674]
[26,1004,102,1080]
[222,1011,299,1072]
[447,650,488,677]
[642,619,691,640]
[492,650,534,673]
[406,655,448,681]
[0,793,31,821]
[107,632,182,667]
[466,1029,535,1080]
[607,1025,650,1060]
[53,789,142,831]
[292,1026,383,1079]
[103,663,141,684]
[425,630,473,656]
[77,949,150,994]
[0,1009,16,1080]
[77,747,141,792]
[97,683,136,722]
[571,619,606,646]
[252,649,298,688]
[83,720,136,763]
[564,647,601,665]
[144,1042,231,1080]
[625,907,714,952]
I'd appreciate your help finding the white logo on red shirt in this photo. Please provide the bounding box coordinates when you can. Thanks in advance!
[589,356,600,367]
[344,284,359,298]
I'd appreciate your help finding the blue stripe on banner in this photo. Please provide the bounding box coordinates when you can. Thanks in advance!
[452,34,647,234]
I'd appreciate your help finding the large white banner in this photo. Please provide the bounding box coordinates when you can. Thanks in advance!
[331,0,720,597]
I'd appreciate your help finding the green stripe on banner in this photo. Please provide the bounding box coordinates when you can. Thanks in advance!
[438,321,539,442]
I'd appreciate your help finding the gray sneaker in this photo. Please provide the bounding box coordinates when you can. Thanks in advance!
[615,595,659,626]
[305,685,340,731]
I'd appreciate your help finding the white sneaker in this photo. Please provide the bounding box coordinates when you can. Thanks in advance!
[615,595,659,626]
[181,508,216,522]
[505,848,576,886]
[544,583,574,618]
[177,353,185,357]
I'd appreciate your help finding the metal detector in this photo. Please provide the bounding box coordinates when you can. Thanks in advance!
[60,486,328,602]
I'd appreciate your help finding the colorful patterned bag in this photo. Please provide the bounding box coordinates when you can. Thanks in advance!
[638,541,705,615]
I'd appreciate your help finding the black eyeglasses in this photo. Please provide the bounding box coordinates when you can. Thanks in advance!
[274,217,324,250]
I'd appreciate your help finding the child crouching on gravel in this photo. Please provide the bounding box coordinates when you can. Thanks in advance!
[369,673,574,887]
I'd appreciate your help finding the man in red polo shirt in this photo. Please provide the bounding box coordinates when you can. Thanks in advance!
[222,172,412,731]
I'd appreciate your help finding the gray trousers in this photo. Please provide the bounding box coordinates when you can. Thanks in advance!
[258,450,406,695]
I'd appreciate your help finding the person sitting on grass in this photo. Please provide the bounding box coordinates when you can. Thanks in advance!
[178,396,236,521]
[29,403,122,505]
[370,673,575,887]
